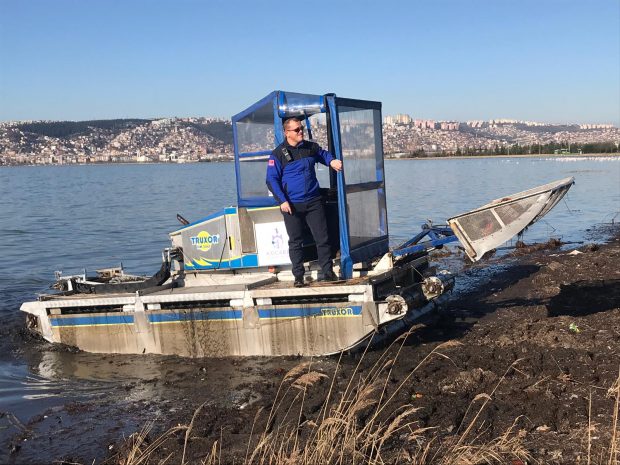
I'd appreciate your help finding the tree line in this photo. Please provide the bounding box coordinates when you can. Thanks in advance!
[396,141,619,158]
[16,119,152,138]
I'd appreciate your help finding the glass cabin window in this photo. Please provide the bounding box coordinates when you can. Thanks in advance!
[235,100,276,202]
[307,113,331,188]
[338,105,387,248]
[239,156,271,199]
[338,108,383,185]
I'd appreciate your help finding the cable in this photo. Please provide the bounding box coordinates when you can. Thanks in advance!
[562,197,575,214]
[216,215,229,270]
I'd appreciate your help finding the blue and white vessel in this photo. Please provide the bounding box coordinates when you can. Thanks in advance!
[19,91,574,357]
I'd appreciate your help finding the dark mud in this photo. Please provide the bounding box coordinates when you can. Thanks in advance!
[4,228,620,464]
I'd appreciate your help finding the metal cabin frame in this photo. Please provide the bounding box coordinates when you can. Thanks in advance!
[231,91,389,279]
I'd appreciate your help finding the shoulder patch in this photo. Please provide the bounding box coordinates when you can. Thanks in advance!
[268,159,275,166]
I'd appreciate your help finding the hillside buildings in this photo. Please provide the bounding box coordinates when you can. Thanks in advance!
[1,115,618,165]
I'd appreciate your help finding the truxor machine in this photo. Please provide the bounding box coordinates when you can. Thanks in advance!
[20,91,574,356]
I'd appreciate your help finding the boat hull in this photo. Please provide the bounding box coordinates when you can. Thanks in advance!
[22,265,445,356]
[39,303,369,357]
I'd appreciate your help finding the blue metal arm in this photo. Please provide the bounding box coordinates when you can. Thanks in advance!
[392,224,459,257]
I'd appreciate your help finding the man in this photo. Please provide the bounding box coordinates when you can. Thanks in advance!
[266,117,343,287]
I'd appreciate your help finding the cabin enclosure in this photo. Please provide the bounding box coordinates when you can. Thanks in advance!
[228,90,388,279]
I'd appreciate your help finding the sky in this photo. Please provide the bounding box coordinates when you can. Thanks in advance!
[0,0,619,124]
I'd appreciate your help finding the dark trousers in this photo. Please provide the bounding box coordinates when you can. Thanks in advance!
[282,197,333,279]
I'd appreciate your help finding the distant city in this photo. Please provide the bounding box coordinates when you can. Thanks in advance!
[0,114,618,166]
[382,114,618,156]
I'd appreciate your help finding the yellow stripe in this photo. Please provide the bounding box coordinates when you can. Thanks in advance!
[190,254,244,266]
[247,206,280,212]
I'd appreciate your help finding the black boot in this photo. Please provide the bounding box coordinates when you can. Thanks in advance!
[319,270,338,282]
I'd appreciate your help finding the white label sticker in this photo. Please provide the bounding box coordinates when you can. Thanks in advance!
[255,222,291,266]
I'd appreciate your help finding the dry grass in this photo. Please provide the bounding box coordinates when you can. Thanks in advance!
[115,421,185,465]
[291,371,328,390]
[112,340,620,465]
[604,369,619,465]
[242,335,532,465]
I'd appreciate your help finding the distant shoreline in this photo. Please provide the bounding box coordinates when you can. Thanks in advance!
[388,152,620,160]
[1,152,619,168]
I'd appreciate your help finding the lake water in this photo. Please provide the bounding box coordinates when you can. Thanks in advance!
[0,156,619,460]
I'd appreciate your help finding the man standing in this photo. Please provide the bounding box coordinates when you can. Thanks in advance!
[266,117,343,287]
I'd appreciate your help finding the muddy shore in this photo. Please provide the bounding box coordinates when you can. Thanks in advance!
[5,227,620,464]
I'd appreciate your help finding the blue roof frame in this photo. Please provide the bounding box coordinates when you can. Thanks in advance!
[231,90,327,208]
[231,91,278,124]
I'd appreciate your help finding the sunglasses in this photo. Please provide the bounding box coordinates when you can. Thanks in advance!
[287,126,304,134]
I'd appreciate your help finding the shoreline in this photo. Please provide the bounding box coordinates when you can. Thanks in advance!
[387,152,620,160]
[0,152,618,168]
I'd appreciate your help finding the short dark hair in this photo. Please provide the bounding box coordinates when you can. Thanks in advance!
[282,117,302,129]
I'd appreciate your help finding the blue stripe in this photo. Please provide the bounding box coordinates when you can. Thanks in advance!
[258,305,362,319]
[176,209,225,231]
[149,310,242,323]
[238,197,278,207]
[176,207,237,231]
[241,254,258,267]
[51,314,135,327]
[50,305,362,328]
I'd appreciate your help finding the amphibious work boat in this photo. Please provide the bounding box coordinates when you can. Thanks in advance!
[20,91,574,357]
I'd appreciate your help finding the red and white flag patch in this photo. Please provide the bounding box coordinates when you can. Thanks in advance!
[268,159,275,166]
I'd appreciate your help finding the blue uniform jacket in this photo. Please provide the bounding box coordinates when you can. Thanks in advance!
[266,140,334,204]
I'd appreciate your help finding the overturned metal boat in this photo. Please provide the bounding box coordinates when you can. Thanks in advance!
[20,91,574,357]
